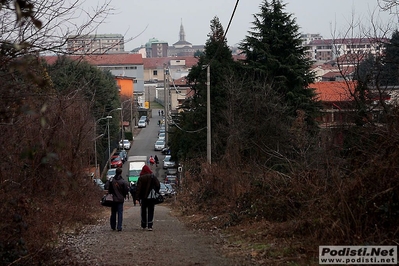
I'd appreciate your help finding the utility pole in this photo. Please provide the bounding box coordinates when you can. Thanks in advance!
[164,66,169,144]
[207,64,211,164]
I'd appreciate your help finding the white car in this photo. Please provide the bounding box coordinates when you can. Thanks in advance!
[138,119,146,128]
[119,139,131,149]
[154,140,165,151]
[158,132,166,140]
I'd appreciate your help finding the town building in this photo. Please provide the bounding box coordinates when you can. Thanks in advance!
[145,38,169,58]
[142,56,198,110]
[139,21,204,58]
[168,21,205,57]
[66,34,125,54]
[44,53,144,92]
[304,37,387,62]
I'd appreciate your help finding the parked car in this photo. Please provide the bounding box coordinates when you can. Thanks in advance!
[93,178,105,190]
[114,150,127,163]
[163,155,176,169]
[159,182,169,197]
[165,183,176,196]
[161,147,171,155]
[119,139,131,149]
[106,168,116,180]
[166,168,177,175]
[110,155,123,168]
[158,128,165,135]
[154,140,165,151]
[138,119,146,128]
[165,175,177,185]
[158,132,166,140]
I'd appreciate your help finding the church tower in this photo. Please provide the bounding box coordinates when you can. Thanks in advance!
[173,19,192,49]
[179,19,186,42]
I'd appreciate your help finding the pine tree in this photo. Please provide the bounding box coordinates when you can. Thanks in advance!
[239,0,319,125]
[380,30,399,86]
[170,16,237,161]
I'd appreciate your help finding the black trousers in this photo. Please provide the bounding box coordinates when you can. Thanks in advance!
[140,199,155,229]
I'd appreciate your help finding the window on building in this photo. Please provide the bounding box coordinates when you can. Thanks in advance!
[153,70,158,76]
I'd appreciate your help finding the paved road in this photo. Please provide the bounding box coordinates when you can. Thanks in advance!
[65,108,244,266]
[122,108,167,180]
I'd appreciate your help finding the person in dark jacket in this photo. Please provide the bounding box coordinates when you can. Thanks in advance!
[136,165,160,231]
[154,155,159,167]
[104,168,129,231]
[129,182,137,206]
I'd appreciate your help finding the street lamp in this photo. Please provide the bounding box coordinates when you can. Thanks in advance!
[106,115,113,168]
[107,108,122,168]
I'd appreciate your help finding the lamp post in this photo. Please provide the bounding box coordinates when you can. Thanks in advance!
[107,108,122,168]
[106,115,112,168]
[93,133,104,178]
[206,64,211,164]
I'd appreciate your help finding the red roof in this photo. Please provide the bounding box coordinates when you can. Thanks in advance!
[172,77,188,86]
[309,81,356,102]
[43,53,143,66]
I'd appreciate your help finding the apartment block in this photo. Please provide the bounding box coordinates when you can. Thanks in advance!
[67,34,125,54]
[304,37,387,62]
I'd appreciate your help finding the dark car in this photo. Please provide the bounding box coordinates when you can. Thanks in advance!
[114,150,127,163]
[165,175,177,185]
[110,155,123,168]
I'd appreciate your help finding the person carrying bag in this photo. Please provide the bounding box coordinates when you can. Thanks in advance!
[104,168,129,231]
[136,165,160,231]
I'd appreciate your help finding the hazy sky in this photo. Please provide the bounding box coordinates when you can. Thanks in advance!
[81,0,396,51]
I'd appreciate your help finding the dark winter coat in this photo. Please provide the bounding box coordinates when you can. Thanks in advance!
[136,165,160,200]
[105,174,129,202]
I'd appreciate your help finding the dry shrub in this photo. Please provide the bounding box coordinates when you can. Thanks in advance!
[178,159,263,226]
[177,129,399,248]
[0,88,104,265]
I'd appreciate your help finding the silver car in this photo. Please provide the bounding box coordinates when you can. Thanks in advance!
[163,155,176,169]
[158,132,166,140]
[106,168,116,180]
[154,140,165,151]
[93,178,105,190]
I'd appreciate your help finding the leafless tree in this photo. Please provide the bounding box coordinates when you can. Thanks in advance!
[0,0,114,56]
[0,1,119,264]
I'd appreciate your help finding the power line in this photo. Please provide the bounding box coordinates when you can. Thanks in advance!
[166,0,240,135]
[207,0,240,66]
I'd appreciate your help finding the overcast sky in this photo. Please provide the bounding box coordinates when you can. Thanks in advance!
[81,0,396,51]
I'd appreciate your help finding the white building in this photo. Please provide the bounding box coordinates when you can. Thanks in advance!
[304,37,387,62]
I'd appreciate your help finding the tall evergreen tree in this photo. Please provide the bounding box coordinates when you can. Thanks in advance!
[380,30,399,86]
[239,0,319,126]
[170,16,237,161]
